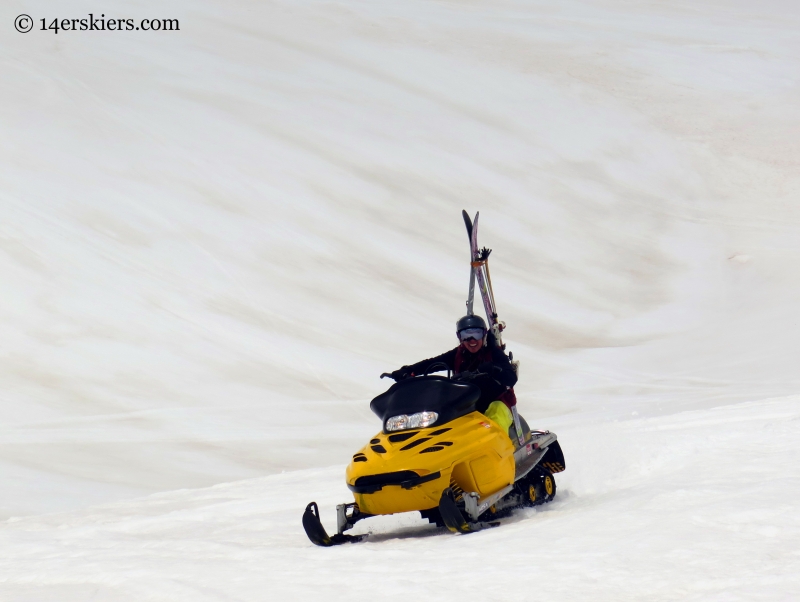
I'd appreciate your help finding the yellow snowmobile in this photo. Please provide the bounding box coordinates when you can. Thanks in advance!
[302,370,565,546]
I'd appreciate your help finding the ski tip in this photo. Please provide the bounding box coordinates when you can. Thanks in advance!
[462,210,473,236]
[302,501,334,547]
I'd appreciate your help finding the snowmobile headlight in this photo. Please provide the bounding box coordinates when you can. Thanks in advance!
[385,411,438,432]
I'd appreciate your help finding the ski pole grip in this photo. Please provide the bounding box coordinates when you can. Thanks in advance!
[380,373,392,379]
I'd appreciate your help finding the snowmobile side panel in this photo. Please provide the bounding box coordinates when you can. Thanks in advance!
[468,453,509,496]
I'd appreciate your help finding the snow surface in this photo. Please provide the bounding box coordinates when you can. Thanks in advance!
[2,0,800,599]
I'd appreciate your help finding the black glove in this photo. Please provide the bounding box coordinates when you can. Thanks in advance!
[389,366,413,381]
[478,362,501,376]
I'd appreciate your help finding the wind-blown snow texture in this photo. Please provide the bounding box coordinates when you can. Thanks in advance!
[2,0,799,599]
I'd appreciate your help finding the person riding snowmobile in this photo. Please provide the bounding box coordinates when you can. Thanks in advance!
[388,315,518,436]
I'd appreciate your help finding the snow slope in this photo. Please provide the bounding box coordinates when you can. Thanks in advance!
[2,396,798,601]
[1,0,800,598]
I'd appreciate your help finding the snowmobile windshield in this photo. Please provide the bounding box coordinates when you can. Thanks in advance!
[370,375,481,433]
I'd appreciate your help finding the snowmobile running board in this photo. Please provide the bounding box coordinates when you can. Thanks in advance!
[462,485,514,522]
[514,446,548,482]
[513,431,557,481]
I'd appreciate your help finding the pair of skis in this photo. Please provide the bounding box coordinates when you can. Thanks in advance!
[461,210,525,446]
[462,211,501,343]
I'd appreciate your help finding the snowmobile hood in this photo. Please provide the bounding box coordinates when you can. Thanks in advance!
[370,376,480,432]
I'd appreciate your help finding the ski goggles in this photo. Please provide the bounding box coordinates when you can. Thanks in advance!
[458,327,486,341]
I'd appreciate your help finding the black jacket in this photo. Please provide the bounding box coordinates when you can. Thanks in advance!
[403,335,517,411]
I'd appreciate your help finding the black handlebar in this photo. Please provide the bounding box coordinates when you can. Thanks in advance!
[424,362,451,378]
[380,369,488,382]
[454,369,488,381]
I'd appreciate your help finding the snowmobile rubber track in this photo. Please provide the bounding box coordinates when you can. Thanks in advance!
[438,489,498,534]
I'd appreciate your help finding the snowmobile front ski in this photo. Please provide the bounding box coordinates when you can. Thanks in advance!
[302,502,366,547]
